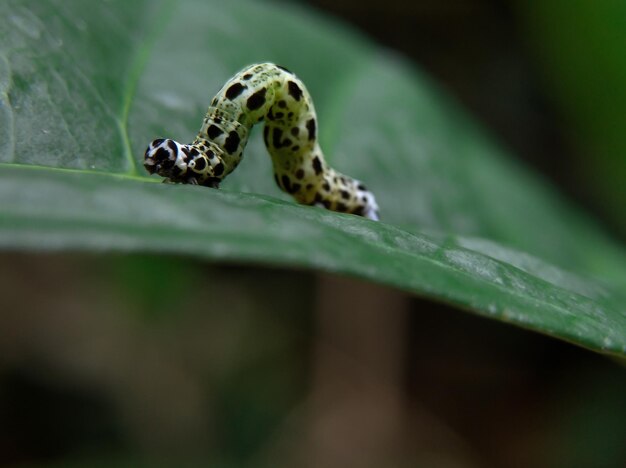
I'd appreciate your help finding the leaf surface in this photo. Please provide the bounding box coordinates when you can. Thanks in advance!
[1,0,625,355]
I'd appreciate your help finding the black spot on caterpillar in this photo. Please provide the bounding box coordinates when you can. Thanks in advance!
[225,82,246,100]
[144,62,379,220]
[246,88,266,111]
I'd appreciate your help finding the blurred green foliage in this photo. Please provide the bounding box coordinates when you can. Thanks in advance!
[515,0,626,235]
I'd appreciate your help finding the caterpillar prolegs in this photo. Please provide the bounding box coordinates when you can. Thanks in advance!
[144,63,379,220]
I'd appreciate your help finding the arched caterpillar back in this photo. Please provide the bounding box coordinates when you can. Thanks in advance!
[144,63,379,220]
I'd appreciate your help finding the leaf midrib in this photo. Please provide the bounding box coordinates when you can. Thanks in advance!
[118,0,178,175]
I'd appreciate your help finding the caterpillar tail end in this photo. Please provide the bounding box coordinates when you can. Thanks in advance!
[362,197,380,221]
[363,206,379,221]
[310,185,380,221]
[357,185,380,221]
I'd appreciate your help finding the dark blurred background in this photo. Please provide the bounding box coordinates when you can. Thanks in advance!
[1,1,625,467]
[306,0,626,240]
[2,254,625,468]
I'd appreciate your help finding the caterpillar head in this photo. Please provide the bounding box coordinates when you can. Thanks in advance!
[144,138,221,188]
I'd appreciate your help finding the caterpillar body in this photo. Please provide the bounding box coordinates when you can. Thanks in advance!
[144,63,379,220]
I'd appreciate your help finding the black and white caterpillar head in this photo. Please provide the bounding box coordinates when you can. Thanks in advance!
[144,138,224,188]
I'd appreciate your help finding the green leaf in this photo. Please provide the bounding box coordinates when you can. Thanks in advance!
[1,0,625,355]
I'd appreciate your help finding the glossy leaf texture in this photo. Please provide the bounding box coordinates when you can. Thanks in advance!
[1,0,625,355]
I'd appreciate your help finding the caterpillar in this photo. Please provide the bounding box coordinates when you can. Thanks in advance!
[144,63,379,220]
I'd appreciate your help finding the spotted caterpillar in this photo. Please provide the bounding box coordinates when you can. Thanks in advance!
[144,63,379,220]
